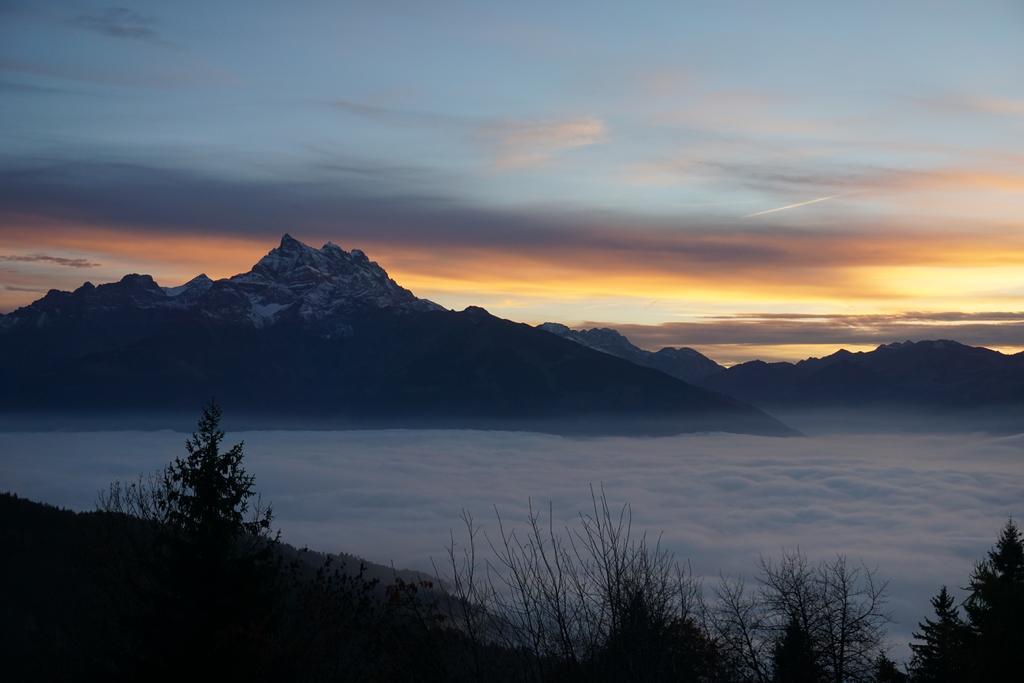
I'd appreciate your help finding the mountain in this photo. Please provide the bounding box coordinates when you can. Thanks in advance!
[537,323,725,383]
[0,235,791,436]
[699,340,1024,415]
[537,323,1024,431]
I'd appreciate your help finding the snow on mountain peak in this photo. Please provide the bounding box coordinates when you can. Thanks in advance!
[163,273,213,298]
[214,235,443,328]
[6,235,442,334]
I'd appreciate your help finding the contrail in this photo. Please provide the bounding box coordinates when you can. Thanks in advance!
[743,194,841,218]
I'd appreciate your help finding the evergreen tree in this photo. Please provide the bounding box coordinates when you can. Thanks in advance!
[908,586,967,682]
[772,614,821,683]
[158,399,274,546]
[873,652,907,683]
[148,401,281,681]
[964,519,1024,679]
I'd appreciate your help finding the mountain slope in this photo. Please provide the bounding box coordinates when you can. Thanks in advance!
[700,340,1024,410]
[537,322,724,383]
[0,236,791,436]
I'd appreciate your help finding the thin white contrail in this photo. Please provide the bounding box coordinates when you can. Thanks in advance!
[743,194,842,218]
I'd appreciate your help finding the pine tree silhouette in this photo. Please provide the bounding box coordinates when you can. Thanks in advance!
[908,586,967,682]
[147,400,281,681]
[873,652,907,683]
[964,519,1024,679]
[772,615,821,683]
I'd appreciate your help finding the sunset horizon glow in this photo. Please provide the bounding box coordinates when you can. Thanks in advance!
[2,1,1022,362]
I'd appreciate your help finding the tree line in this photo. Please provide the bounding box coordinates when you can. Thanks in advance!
[2,402,1021,681]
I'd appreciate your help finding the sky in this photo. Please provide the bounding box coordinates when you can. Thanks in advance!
[1,1,1022,363]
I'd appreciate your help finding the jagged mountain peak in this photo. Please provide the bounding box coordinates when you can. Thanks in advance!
[249,234,385,285]
[537,321,724,384]
[163,273,213,299]
[4,235,442,333]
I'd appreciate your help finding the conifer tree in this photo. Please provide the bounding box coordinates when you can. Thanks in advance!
[964,519,1024,678]
[149,401,281,680]
[772,614,821,683]
[908,586,967,682]
[873,652,907,683]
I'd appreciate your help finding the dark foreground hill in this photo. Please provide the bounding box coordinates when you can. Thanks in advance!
[0,235,791,436]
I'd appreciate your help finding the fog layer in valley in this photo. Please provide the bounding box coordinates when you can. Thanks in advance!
[3,428,1022,655]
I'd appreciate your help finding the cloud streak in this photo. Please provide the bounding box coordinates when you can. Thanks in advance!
[744,194,843,218]
[485,117,607,169]
[0,253,100,268]
[1,157,1023,345]
[327,97,607,168]
[1,159,1020,272]
[69,7,170,47]
[587,312,1024,353]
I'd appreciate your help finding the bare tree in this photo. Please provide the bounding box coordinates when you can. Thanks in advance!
[709,575,771,683]
[759,550,890,683]
[436,486,710,681]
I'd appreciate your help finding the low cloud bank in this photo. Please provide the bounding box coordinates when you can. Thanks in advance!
[2,429,1022,657]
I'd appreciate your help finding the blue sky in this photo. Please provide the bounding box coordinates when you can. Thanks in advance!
[2,1,1023,360]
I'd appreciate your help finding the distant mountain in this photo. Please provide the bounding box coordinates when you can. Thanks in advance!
[700,340,1024,412]
[0,235,791,436]
[537,323,724,383]
[537,323,1024,430]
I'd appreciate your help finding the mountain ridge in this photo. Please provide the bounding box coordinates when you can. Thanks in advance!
[0,235,792,437]
[537,322,725,384]
[532,324,1024,429]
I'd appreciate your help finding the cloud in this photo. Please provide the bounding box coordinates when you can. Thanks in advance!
[326,98,606,169]
[4,158,1018,272]
[919,94,1024,120]
[583,312,1024,352]
[743,194,842,218]
[2,157,1024,326]
[69,6,169,46]
[0,79,79,95]
[0,253,100,268]
[484,117,607,168]
[327,98,466,129]
[629,156,1024,201]
[0,57,231,88]
[3,428,1022,661]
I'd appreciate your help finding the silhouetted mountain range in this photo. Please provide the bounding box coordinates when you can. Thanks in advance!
[547,324,1024,428]
[537,323,725,384]
[700,340,1024,410]
[0,235,789,436]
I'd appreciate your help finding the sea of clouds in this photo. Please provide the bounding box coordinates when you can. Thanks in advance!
[3,429,1023,656]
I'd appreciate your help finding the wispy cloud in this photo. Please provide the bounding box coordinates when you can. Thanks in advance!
[326,98,465,128]
[485,117,607,169]
[327,96,602,168]
[3,158,1024,324]
[327,98,606,169]
[919,94,1024,120]
[0,57,232,88]
[587,312,1024,352]
[0,253,100,268]
[69,7,170,47]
